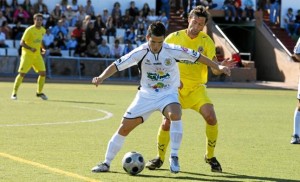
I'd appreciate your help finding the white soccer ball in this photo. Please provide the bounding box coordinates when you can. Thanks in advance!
[122,151,145,175]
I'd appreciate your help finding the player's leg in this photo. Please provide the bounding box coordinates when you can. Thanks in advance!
[163,103,182,173]
[199,103,222,172]
[92,117,143,172]
[11,55,31,100]
[33,56,47,100]
[145,117,170,170]
[291,80,300,144]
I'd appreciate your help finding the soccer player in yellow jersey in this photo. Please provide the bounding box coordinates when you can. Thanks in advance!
[146,6,235,172]
[11,13,48,100]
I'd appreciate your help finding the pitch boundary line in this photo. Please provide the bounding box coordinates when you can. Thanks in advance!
[0,106,113,127]
[0,152,101,182]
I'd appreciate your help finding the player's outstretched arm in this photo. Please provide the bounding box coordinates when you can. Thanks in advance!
[92,63,118,87]
[211,57,236,75]
[196,55,231,76]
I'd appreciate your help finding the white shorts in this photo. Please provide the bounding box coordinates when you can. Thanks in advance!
[123,91,180,122]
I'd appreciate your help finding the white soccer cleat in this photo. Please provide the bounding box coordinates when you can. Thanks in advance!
[169,156,180,173]
[11,94,17,100]
[91,162,110,172]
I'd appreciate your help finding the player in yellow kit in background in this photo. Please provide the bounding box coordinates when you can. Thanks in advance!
[145,6,235,172]
[11,13,48,100]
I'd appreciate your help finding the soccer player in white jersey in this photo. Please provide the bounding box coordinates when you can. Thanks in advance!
[291,37,300,144]
[90,21,231,173]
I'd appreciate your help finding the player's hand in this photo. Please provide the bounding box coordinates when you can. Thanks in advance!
[218,65,231,76]
[41,49,46,55]
[221,58,236,69]
[178,80,183,90]
[92,76,103,87]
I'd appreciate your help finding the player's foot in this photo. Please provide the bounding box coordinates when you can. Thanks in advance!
[169,156,180,173]
[36,93,48,100]
[290,134,300,144]
[11,94,17,100]
[145,157,163,170]
[205,156,222,172]
[91,162,110,172]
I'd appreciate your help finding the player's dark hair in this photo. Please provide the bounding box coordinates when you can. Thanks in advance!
[147,21,166,37]
[189,5,210,23]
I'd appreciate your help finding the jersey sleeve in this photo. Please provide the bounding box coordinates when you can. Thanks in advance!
[168,43,200,63]
[114,47,147,71]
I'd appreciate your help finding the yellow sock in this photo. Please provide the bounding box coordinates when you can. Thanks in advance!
[37,76,45,93]
[157,127,170,162]
[12,74,24,95]
[206,123,218,159]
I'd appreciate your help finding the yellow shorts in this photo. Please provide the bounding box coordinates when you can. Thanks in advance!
[179,84,212,111]
[18,54,45,73]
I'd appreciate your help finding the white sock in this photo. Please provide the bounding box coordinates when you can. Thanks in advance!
[104,133,125,165]
[170,120,183,157]
[293,109,300,136]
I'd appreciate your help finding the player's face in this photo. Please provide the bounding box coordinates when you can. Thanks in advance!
[147,35,164,54]
[187,16,206,38]
[34,16,43,28]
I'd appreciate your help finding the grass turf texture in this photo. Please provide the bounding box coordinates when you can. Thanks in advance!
[0,82,299,182]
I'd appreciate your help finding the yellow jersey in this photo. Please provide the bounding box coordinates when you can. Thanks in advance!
[165,29,216,88]
[21,25,46,56]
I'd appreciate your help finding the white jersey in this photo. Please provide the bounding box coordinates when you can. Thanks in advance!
[294,37,300,55]
[114,42,200,98]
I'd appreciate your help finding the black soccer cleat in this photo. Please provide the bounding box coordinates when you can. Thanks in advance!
[36,93,48,100]
[145,157,163,170]
[205,156,222,173]
[291,134,300,144]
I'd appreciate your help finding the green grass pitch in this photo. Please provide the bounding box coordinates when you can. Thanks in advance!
[0,81,299,182]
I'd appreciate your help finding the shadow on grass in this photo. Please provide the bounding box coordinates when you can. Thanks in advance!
[121,169,299,182]
[47,99,114,105]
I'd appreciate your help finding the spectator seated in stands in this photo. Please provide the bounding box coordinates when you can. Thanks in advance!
[85,0,95,19]
[200,0,218,9]
[51,19,68,38]
[146,9,157,24]
[135,23,146,46]
[94,31,103,46]
[86,40,100,57]
[0,27,8,48]
[98,39,111,58]
[63,5,77,27]
[74,31,87,57]
[72,22,84,41]
[0,11,7,27]
[244,0,255,21]
[43,27,54,48]
[1,20,12,39]
[13,5,30,24]
[284,8,300,37]
[12,21,25,40]
[48,38,62,56]
[122,39,134,55]
[55,31,67,50]
[223,0,237,22]
[110,39,122,58]
[157,11,169,30]
[66,34,77,50]
[124,26,136,44]
[234,0,243,21]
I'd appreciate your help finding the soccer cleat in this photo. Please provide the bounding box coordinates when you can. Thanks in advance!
[290,134,300,144]
[36,93,48,100]
[205,156,222,172]
[11,94,17,100]
[91,162,110,172]
[145,157,163,170]
[169,156,180,173]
